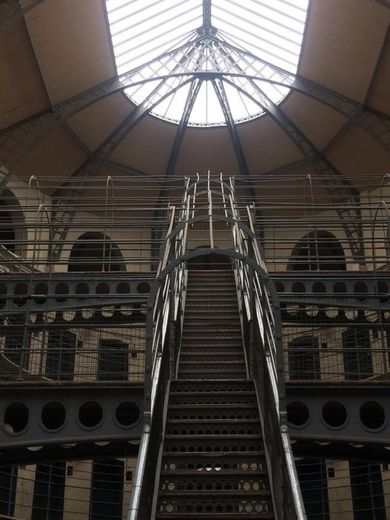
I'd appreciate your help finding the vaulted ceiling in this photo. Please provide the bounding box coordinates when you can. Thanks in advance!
[0,0,389,206]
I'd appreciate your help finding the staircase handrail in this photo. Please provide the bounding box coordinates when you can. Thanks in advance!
[228,177,306,520]
[128,178,193,520]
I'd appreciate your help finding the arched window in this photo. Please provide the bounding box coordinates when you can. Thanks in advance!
[0,189,26,255]
[288,231,346,271]
[68,232,125,272]
[288,336,320,381]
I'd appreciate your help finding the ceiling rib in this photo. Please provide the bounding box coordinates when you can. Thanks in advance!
[215,31,364,261]
[49,76,195,261]
[0,0,46,32]
[223,75,365,263]
[150,78,203,264]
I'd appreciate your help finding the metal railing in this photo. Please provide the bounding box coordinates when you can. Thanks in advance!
[128,179,191,519]
[228,178,306,520]
[128,173,306,519]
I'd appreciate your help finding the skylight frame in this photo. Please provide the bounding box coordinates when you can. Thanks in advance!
[105,0,309,127]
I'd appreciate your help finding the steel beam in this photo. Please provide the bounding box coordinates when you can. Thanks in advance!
[0,37,201,188]
[215,41,365,261]
[217,37,390,153]
[1,66,388,195]
[222,75,365,262]
[212,79,250,178]
[0,439,138,467]
[287,382,390,447]
[48,77,194,261]
[0,0,46,32]
[202,0,212,32]
[150,79,203,263]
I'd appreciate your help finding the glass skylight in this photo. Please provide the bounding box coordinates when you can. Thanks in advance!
[106,0,309,126]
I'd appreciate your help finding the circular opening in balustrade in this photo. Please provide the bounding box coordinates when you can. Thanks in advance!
[291,282,305,293]
[333,281,346,294]
[78,401,103,429]
[322,401,347,428]
[377,281,389,303]
[137,282,150,294]
[287,401,309,427]
[34,282,48,305]
[312,282,326,293]
[354,281,368,300]
[359,401,385,431]
[14,282,28,306]
[115,401,140,428]
[55,282,69,303]
[4,402,29,434]
[41,401,66,431]
[75,282,89,295]
[117,282,130,294]
[96,283,110,295]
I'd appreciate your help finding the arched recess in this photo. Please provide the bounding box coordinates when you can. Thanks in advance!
[187,245,232,270]
[68,232,125,272]
[288,231,346,271]
[0,188,26,256]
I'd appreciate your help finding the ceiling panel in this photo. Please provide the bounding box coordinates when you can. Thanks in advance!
[174,126,239,176]
[68,92,132,152]
[24,0,115,104]
[0,11,49,129]
[110,115,177,174]
[299,0,390,101]
[238,116,303,173]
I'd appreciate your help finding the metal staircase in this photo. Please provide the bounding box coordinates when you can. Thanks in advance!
[156,269,274,518]
[128,174,306,520]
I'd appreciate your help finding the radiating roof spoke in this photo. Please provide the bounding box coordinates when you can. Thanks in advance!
[105,0,308,126]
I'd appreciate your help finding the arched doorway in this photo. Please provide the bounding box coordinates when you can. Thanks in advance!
[288,231,346,271]
[68,232,125,272]
[187,247,232,270]
[0,189,26,255]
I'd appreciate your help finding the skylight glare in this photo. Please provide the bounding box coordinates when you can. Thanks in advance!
[106,0,309,126]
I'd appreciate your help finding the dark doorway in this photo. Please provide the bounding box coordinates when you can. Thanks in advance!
[90,459,124,520]
[296,458,329,519]
[0,466,17,517]
[98,339,128,381]
[342,328,373,380]
[349,461,386,520]
[45,330,77,381]
[32,462,66,520]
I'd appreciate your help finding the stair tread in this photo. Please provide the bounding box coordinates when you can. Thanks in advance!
[165,433,262,440]
[158,490,271,497]
[156,515,274,519]
[180,361,245,365]
[156,512,275,520]
[166,419,259,424]
[160,469,268,476]
[170,391,255,396]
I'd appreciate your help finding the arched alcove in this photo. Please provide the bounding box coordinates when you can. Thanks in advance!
[0,189,26,255]
[288,231,346,271]
[187,246,232,270]
[68,232,125,272]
